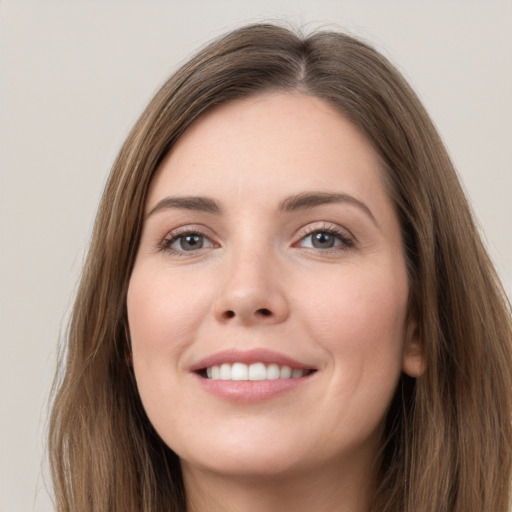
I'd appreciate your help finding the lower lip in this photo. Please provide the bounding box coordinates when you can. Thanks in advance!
[193,373,313,403]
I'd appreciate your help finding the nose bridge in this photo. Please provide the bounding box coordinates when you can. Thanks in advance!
[213,232,289,325]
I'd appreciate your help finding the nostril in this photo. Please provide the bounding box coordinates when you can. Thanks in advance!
[221,308,273,320]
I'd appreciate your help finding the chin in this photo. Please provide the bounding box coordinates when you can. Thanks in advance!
[169,423,312,479]
[181,446,311,480]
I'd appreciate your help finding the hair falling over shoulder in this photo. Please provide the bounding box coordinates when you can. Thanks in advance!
[48,23,512,512]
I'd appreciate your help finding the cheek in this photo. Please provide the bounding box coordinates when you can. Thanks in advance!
[126,264,217,444]
[126,264,211,377]
[305,265,406,338]
[298,264,408,402]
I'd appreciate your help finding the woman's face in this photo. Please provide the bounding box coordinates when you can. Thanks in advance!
[127,93,423,481]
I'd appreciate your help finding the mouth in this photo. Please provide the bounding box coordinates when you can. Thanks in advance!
[190,348,318,393]
[198,362,315,381]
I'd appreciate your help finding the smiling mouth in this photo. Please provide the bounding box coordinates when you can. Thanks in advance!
[199,362,315,381]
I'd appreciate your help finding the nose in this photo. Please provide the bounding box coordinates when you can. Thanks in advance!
[213,249,290,326]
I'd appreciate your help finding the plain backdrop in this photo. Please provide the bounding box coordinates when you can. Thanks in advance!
[1,1,511,511]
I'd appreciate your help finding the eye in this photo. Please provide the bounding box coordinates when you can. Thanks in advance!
[160,230,215,254]
[297,227,354,251]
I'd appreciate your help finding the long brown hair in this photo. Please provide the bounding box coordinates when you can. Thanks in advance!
[49,23,512,511]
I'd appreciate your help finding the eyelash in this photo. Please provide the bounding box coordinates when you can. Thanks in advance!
[295,224,354,252]
[158,224,355,256]
[158,228,212,256]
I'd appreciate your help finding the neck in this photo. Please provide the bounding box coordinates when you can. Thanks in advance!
[182,456,378,512]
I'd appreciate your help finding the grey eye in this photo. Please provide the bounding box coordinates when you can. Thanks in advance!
[170,233,213,251]
[181,234,203,250]
[300,230,342,250]
[310,232,336,249]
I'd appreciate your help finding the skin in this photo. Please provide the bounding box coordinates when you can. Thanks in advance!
[127,92,424,512]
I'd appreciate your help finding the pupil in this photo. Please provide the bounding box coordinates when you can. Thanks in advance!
[313,232,334,249]
[182,235,202,250]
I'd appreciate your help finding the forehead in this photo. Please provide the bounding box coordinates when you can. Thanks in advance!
[147,92,390,213]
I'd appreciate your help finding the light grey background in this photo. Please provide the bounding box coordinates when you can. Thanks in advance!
[1,1,511,511]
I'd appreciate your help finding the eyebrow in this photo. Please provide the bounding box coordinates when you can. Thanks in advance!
[147,196,222,217]
[146,191,377,226]
[278,192,378,226]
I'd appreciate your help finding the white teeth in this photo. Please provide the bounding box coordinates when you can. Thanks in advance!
[249,362,266,380]
[267,363,280,380]
[204,362,309,381]
[280,365,292,379]
[231,362,248,380]
[220,363,231,380]
[291,368,304,379]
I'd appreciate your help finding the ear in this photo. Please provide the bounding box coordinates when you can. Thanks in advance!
[402,319,426,378]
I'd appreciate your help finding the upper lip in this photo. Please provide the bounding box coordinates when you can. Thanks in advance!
[189,348,314,372]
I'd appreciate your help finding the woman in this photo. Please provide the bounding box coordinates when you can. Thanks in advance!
[48,23,512,512]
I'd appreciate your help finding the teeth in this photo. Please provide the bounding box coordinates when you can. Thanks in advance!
[204,362,309,381]
[248,362,266,380]
[220,363,231,380]
[267,363,280,380]
[280,365,292,379]
[231,362,248,381]
[291,368,304,379]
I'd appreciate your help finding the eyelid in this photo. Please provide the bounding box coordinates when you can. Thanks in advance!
[158,225,219,255]
[293,222,355,250]
[156,221,355,256]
